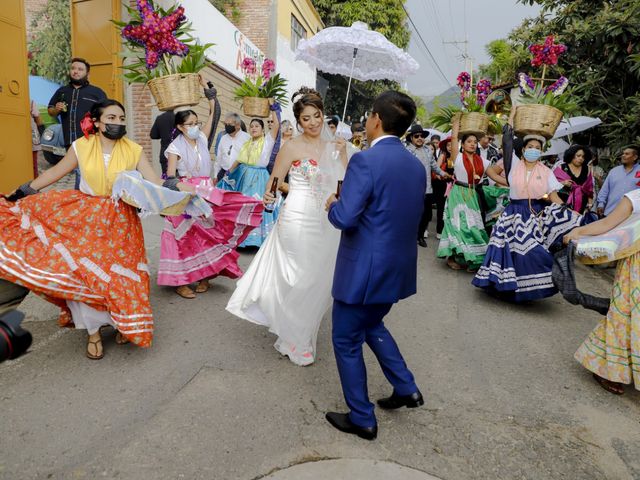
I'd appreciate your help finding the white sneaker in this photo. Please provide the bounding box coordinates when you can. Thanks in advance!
[436,233,441,240]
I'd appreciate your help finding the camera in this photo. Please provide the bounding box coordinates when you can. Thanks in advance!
[0,310,32,363]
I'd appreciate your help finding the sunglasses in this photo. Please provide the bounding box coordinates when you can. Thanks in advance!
[413,134,426,139]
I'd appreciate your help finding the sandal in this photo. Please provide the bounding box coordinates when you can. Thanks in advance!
[195,280,210,293]
[466,266,479,273]
[176,285,196,299]
[86,335,104,360]
[115,331,129,345]
[446,257,465,271]
[592,373,624,395]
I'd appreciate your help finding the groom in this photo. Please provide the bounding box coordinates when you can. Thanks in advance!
[324,91,427,440]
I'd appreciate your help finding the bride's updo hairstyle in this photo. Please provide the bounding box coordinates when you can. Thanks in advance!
[292,87,324,128]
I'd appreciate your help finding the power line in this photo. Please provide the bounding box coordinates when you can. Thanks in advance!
[402,3,452,86]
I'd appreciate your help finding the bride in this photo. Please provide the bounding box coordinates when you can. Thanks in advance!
[226,87,350,366]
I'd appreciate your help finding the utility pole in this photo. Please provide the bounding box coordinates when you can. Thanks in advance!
[443,38,473,83]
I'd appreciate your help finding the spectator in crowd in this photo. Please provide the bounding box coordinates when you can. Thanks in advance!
[30,100,44,177]
[478,134,499,164]
[215,113,250,179]
[327,115,340,136]
[405,124,450,247]
[149,110,175,176]
[47,58,107,188]
[596,146,640,217]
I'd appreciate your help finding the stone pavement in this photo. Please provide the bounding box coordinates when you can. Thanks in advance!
[1,193,639,479]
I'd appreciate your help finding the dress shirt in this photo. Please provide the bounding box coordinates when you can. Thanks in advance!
[596,163,640,215]
[406,143,446,194]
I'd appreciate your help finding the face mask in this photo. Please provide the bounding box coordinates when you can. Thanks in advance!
[70,77,87,86]
[186,125,200,140]
[225,124,236,135]
[523,148,542,162]
[102,123,126,140]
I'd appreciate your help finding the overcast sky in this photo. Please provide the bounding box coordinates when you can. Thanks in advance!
[404,0,540,97]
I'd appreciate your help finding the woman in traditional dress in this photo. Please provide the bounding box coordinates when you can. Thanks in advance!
[472,106,583,302]
[432,137,453,240]
[226,87,350,366]
[553,144,594,214]
[219,106,279,247]
[0,99,193,359]
[564,189,640,394]
[436,117,491,272]
[158,102,264,299]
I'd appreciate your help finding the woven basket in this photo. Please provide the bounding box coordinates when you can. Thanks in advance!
[459,112,489,137]
[514,104,563,140]
[243,97,270,118]
[147,73,201,111]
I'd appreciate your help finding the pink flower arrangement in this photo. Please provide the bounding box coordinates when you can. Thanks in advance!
[121,0,188,69]
[241,57,257,76]
[261,59,276,80]
[529,36,567,67]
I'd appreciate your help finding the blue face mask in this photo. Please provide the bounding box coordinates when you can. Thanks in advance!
[523,148,542,162]
[186,125,200,140]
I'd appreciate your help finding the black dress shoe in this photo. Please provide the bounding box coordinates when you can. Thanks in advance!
[418,238,427,248]
[377,390,424,410]
[325,412,377,440]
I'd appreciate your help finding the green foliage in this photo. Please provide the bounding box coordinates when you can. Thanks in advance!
[429,104,502,136]
[519,88,579,116]
[312,0,410,118]
[234,74,289,106]
[115,1,214,83]
[28,0,71,84]
[478,39,529,85]
[207,0,241,23]
[481,0,640,151]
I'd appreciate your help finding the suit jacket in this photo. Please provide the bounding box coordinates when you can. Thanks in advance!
[328,136,427,305]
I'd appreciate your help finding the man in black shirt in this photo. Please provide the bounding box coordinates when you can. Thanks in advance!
[150,110,175,176]
[48,58,107,187]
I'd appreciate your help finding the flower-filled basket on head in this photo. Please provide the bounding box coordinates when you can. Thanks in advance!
[514,36,577,140]
[234,58,288,117]
[115,0,214,111]
[430,73,499,138]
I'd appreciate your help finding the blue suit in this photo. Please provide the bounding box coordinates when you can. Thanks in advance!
[328,136,426,427]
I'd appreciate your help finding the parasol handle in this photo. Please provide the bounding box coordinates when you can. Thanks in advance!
[341,48,358,123]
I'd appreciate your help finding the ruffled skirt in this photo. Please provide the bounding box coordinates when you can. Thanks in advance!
[0,191,153,346]
[218,164,279,247]
[472,199,583,302]
[157,177,263,286]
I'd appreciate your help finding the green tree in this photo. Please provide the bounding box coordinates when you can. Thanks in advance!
[312,0,411,120]
[28,0,71,84]
[481,0,640,151]
[478,39,528,85]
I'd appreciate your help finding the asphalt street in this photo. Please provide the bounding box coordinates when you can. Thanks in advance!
[1,214,639,480]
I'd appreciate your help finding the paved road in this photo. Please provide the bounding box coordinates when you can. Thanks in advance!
[1,215,639,480]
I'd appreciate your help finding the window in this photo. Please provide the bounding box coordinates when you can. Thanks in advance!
[291,14,307,51]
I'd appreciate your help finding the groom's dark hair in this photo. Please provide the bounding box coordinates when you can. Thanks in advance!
[372,91,416,137]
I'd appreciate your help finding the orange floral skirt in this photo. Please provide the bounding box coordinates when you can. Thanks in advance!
[0,191,153,347]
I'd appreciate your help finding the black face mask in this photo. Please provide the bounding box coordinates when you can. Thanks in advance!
[224,124,236,135]
[102,123,126,140]
[70,77,88,86]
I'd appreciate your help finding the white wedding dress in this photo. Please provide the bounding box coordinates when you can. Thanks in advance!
[226,142,346,366]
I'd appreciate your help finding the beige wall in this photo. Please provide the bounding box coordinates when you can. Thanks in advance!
[277,0,323,42]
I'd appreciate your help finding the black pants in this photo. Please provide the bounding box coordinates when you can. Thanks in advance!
[431,180,447,234]
[418,193,434,239]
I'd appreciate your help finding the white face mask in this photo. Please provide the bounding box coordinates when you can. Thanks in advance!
[186,125,200,140]
[523,148,542,163]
